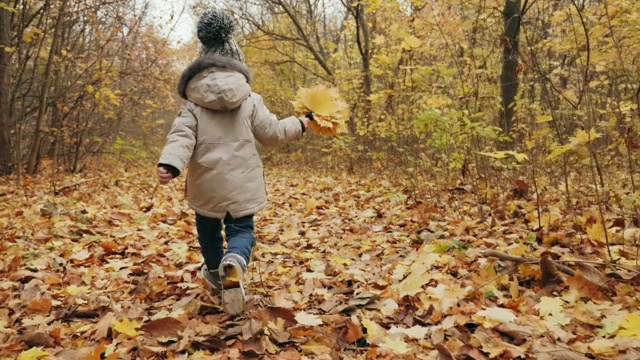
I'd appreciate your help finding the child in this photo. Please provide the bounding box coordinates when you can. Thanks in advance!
[157,10,310,315]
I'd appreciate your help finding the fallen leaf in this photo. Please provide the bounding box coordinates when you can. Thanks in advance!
[27,297,52,313]
[90,312,114,340]
[540,255,563,288]
[586,338,620,357]
[344,319,363,343]
[535,297,562,316]
[379,337,412,355]
[389,325,430,340]
[348,291,380,307]
[566,264,611,300]
[241,337,265,356]
[19,332,54,348]
[380,298,399,316]
[113,317,142,338]
[18,347,50,360]
[473,307,517,327]
[83,344,118,360]
[534,297,570,327]
[295,312,323,326]
[261,306,297,328]
[192,336,228,352]
[299,343,332,355]
[362,319,385,345]
[434,342,454,360]
[65,285,90,296]
[617,313,640,338]
[140,317,184,338]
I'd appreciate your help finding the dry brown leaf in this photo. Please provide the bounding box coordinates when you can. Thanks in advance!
[19,332,54,348]
[435,343,455,360]
[83,344,118,360]
[277,349,301,360]
[343,319,363,343]
[258,306,297,328]
[241,337,265,356]
[574,263,609,287]
[540,256,564,288]
[192,336,228,353]
[2,161,638,360]
[241,319,263,340]
[566,269,610,300]
[90,312,114,340]
[26,297,52,313]
[140,317,184,338]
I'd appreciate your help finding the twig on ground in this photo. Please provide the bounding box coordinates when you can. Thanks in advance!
[554,259,640,274]
[54,177,100,195]
[484,249,640,275]
[483,249,574,276]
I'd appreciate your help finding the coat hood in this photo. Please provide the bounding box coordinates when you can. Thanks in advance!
[177,55,253,111]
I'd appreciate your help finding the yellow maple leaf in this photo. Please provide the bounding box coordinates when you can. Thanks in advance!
[292,85,346,115]
[113,317,142,338]
[570,128,602,145]
[402,35,422,50]
[331,256,352,266]
[291,85,349,136]
[362,319,385,345]
[65,285,89,296]
[379,338,412,354]
[473,307,517,328]
[586,223,607,243]
[534,297,570,327]
[588,338,619,357]
[617,313,640,338]
[398,271,430,297]
[18,347,50,360]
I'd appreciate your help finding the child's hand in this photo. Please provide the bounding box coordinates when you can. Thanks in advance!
[157,167,173,184]
[300,116,310,128]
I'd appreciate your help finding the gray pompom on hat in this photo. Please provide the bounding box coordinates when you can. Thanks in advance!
[197,10,245,63]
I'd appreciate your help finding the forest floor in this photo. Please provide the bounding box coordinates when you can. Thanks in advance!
[1,165,639,360]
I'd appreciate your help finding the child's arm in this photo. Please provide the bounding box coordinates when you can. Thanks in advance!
[157,105,197,181]
[250,94,307,148]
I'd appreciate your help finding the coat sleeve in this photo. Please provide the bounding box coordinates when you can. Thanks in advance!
[158,105,197,175]
[250,94,303,148]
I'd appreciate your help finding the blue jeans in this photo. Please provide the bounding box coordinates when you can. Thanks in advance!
[195,212,255,271]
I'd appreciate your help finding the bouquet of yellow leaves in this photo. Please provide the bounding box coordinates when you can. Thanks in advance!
[291,85,349,136]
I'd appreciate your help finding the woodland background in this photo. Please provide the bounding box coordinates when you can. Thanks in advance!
[1,0,640,359]
[1,0,639,209]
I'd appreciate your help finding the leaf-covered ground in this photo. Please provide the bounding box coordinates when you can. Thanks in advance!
[1,166,639,360]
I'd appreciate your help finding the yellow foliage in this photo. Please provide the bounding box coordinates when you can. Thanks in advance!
[18,348,50,360]
[291,85,349,136]
[617,313,640,338]
[112,317,142,338]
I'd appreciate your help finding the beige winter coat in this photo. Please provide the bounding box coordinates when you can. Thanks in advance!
[159,55,304,218]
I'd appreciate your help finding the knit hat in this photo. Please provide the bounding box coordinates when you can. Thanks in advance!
[197,10,245,63]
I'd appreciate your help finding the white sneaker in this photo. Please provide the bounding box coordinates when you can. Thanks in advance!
[218,253,247,315]
[201,264,220,291]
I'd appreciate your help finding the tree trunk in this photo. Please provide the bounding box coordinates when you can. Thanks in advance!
[0,0,12,176]
[26,0,68,174]
[355,2,371,117]
[345,0,371,134]
[499,0,522,137]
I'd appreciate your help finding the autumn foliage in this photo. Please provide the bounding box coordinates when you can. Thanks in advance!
[1,167,640,358]
[291,85,348,136]
[1,0,640,359]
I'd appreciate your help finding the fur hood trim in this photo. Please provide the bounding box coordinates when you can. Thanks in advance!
[177,55,253,99]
